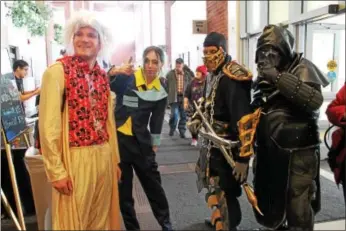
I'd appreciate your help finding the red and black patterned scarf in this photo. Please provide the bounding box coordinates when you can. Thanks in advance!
[58,55,110,147]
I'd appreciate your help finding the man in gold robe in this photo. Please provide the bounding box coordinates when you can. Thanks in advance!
[38,10,121,230]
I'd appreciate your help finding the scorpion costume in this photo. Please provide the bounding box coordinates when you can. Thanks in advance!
[251,25,329,230]
[189,32,253,231]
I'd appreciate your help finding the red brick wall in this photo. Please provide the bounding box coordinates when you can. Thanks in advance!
[206,1,228,41]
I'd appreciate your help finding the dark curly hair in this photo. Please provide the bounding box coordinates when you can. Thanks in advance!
[142,46,165,65]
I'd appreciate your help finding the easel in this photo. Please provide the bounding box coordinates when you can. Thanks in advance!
[1,128,30,230]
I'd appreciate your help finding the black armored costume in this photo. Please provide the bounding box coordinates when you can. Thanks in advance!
[189,32,253,231]
[251,25,329,230]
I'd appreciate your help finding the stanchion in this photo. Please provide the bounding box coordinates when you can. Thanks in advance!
[1,189,22,230]
[1,129,27,230]
[23,133,31,148]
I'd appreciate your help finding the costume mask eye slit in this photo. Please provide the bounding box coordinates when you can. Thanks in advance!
[257,48,281,69]
[203,48,218,56]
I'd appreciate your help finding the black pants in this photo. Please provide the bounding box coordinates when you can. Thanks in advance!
[285,150,318,231]
[117,133,172,230]
[209,149,242,230]
[343,180,346,206]
[341,161,346,205]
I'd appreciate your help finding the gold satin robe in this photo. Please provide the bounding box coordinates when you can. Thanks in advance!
[38,62,121,230]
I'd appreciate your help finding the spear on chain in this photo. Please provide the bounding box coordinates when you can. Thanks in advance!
[193,100,264,216]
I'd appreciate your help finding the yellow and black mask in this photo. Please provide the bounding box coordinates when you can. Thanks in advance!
[202,48,226,72]
[203,32,227,72]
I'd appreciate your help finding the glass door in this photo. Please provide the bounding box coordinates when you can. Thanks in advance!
[305,20,345,152]
[305,23,345,99]
[248,34,261,79]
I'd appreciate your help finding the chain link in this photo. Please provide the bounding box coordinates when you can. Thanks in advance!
[205,74,222,180]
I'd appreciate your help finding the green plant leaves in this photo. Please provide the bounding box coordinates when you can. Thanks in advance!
[7,0,52,37]
[54,23,63,45]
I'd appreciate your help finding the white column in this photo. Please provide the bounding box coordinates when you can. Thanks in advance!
[1,1,9,49]
[228,0,238,61]
[149,1,153,46]
[133,3,144,65]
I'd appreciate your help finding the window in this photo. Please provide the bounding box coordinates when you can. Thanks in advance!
[246,1,268,34]
[310,31,335,93]
[241,39,249,66]
[269,1,289,24]
[304,1,339,13]
[306,22,345,94]
[248,35,260,78]
[239,1,246,35]
[319,101,332,121]
[337,30,345,91]
[307,14,345,92]
[9,46,18,66]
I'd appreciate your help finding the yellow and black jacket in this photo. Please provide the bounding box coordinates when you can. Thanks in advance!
[110,68,168,149]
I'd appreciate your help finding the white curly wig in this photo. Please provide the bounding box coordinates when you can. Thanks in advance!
[64,10,113,59]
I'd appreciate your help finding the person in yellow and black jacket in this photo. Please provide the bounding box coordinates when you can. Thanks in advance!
[188,32,253,231]
[109,46,173,231]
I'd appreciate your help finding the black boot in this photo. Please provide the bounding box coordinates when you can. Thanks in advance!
[204,218,213,227]
[162,221,173,231]
[277,223,289,230]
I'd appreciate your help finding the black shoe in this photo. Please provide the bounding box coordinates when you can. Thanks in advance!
[204,218,213,227]
[162,222,173,231]
[180,133,186,138]
[169,130,174,136]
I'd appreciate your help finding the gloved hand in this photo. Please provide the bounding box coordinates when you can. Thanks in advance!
[258,67,280,84]
[232,161,249,183]
[187,119,202,135]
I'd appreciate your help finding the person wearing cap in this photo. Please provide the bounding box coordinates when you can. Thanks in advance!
[184,65,208,146]
[188,32,253,231]
[166,58,193,138]
[38,10,121,230]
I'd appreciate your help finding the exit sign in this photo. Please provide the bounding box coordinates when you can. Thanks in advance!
[193,20,207,34]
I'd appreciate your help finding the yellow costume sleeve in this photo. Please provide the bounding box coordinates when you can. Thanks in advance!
[109,91,120,164]
[38,62,68,182]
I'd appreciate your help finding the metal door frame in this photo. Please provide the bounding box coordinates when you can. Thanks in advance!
[305,23,344,100]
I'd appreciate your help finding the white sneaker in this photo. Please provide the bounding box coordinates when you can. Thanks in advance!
[191,139,198,146]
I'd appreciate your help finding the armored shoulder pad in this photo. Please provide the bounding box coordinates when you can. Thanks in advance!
[291,58,329,87]
[222,61,252,81]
